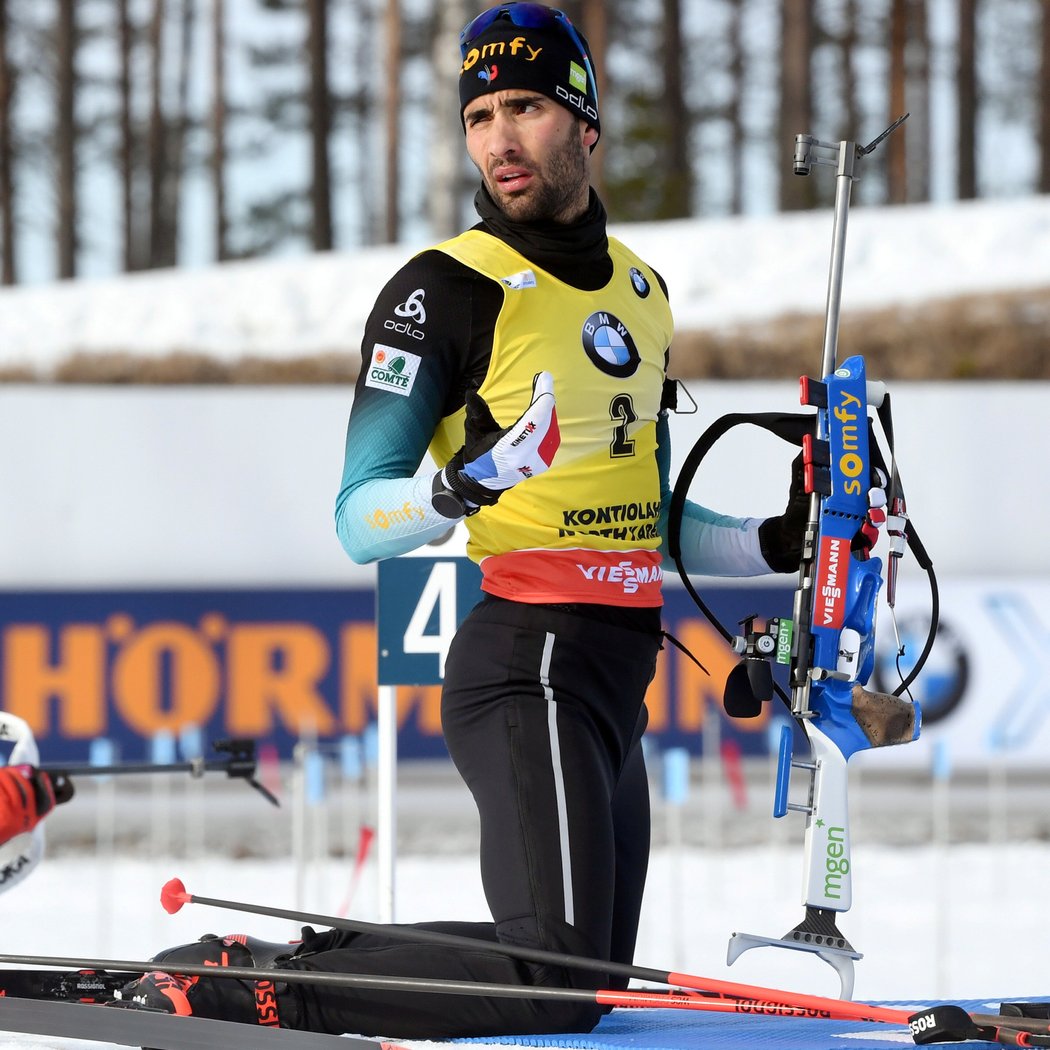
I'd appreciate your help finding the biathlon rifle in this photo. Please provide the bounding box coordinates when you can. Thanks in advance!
[669,115,938,1000]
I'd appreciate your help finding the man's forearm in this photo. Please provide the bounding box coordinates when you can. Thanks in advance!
[335,474,462,564]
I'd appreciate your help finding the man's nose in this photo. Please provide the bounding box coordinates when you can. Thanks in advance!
[487,113,521,157]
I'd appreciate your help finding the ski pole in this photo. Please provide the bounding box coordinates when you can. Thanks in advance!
[159,877,906,1025]
[0,952,888,1018]
[0,954,1044,1047]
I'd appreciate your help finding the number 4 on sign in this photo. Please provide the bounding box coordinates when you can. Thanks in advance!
[403,562,459,678]
[377,535,482,687]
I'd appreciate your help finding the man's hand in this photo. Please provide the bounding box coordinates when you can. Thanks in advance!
[438,372,560,513]
[759,455,888,573]
[0,766,74,845]
[758,453,809,573]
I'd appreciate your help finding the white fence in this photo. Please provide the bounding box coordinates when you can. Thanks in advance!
[0,380,1044,586]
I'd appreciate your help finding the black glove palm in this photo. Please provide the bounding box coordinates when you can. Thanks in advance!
[758,453,809,573]
[759,454,889,573]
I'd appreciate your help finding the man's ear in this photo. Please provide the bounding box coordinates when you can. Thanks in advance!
[582,124,599,150]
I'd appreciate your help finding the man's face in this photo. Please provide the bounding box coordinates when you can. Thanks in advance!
[463,90,597,223]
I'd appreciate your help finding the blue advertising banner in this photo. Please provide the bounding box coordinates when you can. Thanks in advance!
[0,585,797,764]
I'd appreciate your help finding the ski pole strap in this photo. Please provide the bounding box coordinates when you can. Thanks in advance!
[909,1004,1050,1047]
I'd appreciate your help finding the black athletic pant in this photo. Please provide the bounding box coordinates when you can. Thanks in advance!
[280,596,662,1038]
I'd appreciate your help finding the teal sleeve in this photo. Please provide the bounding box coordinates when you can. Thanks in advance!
[334,344,465,563]
[337,474,460,564]
[334,248,503,563]
[334,254,472,563]
[658,412,773,577]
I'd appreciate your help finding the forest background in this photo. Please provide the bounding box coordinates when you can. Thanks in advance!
[0,0,1047,379]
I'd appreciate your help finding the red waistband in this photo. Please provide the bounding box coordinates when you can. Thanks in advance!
[480,548,664,607]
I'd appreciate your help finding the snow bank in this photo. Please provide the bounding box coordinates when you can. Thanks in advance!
[0,196,1047,378]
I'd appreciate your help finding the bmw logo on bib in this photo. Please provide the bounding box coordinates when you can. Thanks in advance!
[582,311,641,378]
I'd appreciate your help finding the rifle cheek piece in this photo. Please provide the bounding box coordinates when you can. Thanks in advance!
[850,683,920,748]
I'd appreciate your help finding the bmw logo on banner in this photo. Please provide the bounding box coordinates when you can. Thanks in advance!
[873,614,969,724]
[581,311,641,378]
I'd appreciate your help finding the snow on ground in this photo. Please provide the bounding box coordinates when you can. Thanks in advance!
[1,840,1048,1049]
[0,195,1047,373]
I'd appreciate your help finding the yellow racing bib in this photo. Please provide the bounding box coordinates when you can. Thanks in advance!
[430,231,673,606]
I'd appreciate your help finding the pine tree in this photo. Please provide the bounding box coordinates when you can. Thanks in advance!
[957,0,978,198]
[779,0,817,211]
[0,0,15,283]
[55,0,77,278]
[1042,0,1050,192]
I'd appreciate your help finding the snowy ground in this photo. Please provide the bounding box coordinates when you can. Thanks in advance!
[1,837,1048,1049]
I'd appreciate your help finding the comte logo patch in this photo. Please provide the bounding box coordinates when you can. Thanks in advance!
[365,345,421,397]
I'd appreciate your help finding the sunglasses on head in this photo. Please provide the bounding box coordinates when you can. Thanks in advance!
[459,3,598,103]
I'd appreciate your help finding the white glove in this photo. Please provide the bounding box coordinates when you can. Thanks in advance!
[435,372,559,514]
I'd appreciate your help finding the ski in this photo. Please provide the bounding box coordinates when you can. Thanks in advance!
[0,966,133,1003]
[0,995,383,1050]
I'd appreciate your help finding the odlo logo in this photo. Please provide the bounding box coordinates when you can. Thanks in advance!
[386,288,427,340]
[555,84,598,123]
[394,289,427,324]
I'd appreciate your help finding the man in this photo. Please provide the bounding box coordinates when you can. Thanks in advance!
[120,3,866,1037]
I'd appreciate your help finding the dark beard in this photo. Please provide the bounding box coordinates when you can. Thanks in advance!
[472,183,612,290]
[487,123,588,224]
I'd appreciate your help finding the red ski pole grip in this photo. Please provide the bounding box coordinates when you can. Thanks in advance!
[160,877,191,915]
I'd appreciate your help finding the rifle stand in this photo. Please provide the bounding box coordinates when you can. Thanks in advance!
[727,720,862,999]
[728,907,862,1000]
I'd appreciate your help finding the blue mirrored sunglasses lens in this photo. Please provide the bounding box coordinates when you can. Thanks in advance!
[459,4,568,53]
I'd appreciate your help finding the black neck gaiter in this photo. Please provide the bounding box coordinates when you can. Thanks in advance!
[472,185,614,291]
